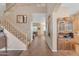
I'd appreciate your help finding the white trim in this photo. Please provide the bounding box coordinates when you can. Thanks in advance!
[52,50,57,52]
[0,47,27,51]
[31,22,33,41]
[52,13,58,52]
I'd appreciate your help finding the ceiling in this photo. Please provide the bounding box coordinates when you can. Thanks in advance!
[61,3,79,15]
[14,3,46,8]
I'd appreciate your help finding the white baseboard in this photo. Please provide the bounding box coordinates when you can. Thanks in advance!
[0,48,27,51]
[52,50,57,52]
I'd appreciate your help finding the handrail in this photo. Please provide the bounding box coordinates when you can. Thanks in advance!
[0,20,27,44]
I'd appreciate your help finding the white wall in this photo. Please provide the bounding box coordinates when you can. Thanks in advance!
[32,13,46,23]
[0,29,26,51]
[46,4,56,51]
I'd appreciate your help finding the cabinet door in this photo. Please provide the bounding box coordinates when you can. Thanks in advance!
[73,16,78,33]
[58,38,65,50]
[58,20,65,33]
[58,38,74,50]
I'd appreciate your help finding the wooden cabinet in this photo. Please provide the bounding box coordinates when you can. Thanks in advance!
[58,34,74,50]
[57,13,79,50]
[57,17,75,50]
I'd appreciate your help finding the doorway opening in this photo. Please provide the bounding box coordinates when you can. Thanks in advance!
[31,13,46,41]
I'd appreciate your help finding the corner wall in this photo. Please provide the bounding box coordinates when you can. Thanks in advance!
[4,4,46,42]
[46,4,69,52]
[52,5,70,51]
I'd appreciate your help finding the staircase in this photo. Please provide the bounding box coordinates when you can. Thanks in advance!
[0,20,27,45]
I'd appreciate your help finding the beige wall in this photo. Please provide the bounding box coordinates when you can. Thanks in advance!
[4,4,46,41]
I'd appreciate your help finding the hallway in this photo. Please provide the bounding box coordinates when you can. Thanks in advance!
[20,35,53,56]
[20,35,79,56]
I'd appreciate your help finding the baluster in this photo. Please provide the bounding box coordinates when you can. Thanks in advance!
[0,20,27,44]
